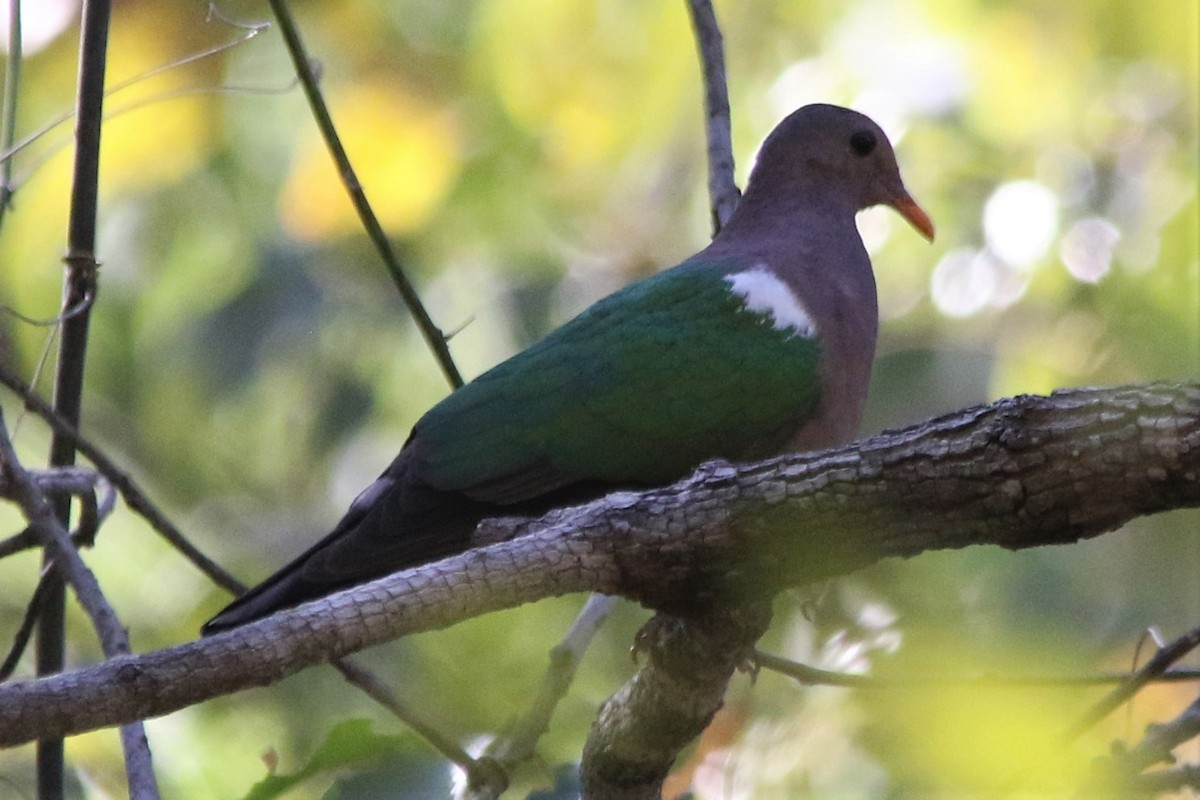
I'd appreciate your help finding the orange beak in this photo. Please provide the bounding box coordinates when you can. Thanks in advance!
[889,192,936,242]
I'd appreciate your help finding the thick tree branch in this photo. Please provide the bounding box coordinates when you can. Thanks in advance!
[581,604,771,800]
[0,383,1195,751]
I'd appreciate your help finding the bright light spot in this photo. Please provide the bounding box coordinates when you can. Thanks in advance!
[0,0,76,55]
[983,180,1059,269]
[857,602,897,629]
[450,734,496,795]
[832,0,970,117]
[768,59,840,119]
[856,205,894,254]
[931,248,995,318]
[1060,217,1121,283]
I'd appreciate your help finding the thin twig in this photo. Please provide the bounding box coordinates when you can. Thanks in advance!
[1060,624,1200,744]
[684,0,740,233]
[755,650,1200,689]
[0,465,109,680]
[0,16,274,195]
[265,0,463,390]
[0,409,161,799]
[0,0,21,229]
[0,566,52,681]
[1110,694,1200,774]
[1,415,126,661]
[465,594,619,800]
[1085,696,1200,795]
[331,659,494,777]
[1,472,111,682]
[998,623,1200,795]
[0,362,245,593]
[1118,764,1200,795]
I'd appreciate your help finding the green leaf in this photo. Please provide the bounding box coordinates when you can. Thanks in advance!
[239,719,433,800]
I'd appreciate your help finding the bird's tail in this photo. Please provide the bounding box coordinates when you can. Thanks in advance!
[200,452,486,635]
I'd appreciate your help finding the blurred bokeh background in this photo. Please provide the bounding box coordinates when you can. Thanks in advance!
[0,0,1196,797]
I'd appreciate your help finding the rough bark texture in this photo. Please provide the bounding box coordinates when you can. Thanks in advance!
[0,384,1197,793]
[580,605,771,800]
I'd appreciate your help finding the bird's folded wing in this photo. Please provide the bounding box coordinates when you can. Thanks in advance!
[412,259,824,504]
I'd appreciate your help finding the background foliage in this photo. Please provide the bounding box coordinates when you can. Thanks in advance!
[0,0,1197,797]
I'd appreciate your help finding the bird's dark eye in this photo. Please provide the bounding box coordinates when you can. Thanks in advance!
[849,130,877,156]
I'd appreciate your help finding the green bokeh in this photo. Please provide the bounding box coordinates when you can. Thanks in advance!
[0,0,1196,797]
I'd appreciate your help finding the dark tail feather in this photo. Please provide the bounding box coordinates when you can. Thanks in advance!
[200,447,619,635]
[200,452,486,635]
[200,523,359,635]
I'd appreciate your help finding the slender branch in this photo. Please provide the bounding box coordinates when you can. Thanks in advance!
[0,0,20,229]
[1083,695,1200,795]
[1117,764,1200,795]
[330,658,486,775]
[0,567,52,681]
[0,467,112,558]
[0,16,273,196]
[0,409,161,799]
[0,383,1194,750]
[465,594,619,800]
[684,0,739,233]
[37,0,113,796]
[754,650,1200,688]
[259,0,481,766]
[0,465,112,679]
[265,0,463,389]
[1059,622,1200,744]
[1109,694,1200,774]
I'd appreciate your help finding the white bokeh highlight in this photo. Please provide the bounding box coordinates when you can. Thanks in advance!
[0,0,76,55]
[984,180,1060,270]
[1060,217,1121,283]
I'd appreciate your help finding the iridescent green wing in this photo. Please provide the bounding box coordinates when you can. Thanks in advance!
[412,259,822,503]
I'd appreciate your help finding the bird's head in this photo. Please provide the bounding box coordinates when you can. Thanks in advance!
[744,104,935,242]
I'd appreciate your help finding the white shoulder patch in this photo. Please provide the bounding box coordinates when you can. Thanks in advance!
[724,265,818,338]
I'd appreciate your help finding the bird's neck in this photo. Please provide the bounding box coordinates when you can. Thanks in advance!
[707,179,860,261]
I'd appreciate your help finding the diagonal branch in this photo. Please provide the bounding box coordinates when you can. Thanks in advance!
[0,361,244,593]
[753,649,1200,688]
[1060,622,1200,744]
[0,383,1194,751]
[0,409,160,799]
[464,594,619,800]
[265,0,463,389]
